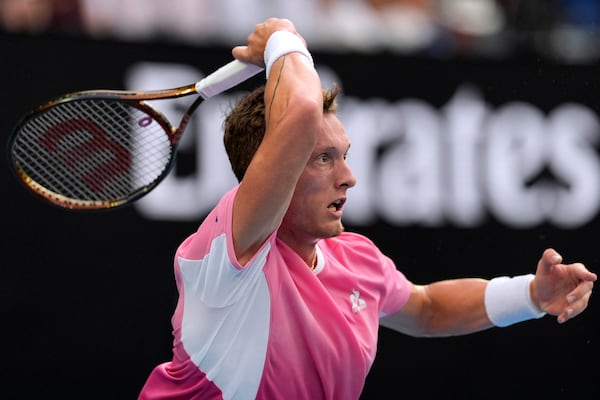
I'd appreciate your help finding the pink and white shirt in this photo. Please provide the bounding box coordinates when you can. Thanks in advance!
[138,186,411,400]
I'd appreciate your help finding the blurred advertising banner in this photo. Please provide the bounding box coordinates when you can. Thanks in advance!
[5,33,600,231]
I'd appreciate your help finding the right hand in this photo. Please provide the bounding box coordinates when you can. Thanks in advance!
[231,18,306,68]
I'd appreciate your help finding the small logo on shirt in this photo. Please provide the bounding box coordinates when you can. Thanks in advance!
[350,289,366,313]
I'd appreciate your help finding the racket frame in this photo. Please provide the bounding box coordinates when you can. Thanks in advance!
[7,60,263,210]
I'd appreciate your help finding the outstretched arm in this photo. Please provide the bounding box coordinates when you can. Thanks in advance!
[381,248,596,337]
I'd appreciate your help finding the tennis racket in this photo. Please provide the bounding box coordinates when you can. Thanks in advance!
[7,59,263,210]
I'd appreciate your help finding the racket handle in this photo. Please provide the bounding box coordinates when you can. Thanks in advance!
[195,60,263,99]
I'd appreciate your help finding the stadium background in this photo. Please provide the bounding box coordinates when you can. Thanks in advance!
[1,1,599,398]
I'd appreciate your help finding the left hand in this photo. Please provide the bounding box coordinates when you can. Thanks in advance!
[531,248,597,324]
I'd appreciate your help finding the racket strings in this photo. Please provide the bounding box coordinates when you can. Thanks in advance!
[11,99,173,206]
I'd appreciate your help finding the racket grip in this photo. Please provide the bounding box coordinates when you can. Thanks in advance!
[195,60,263,98]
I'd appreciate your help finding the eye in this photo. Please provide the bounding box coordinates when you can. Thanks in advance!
[317,153,330,163]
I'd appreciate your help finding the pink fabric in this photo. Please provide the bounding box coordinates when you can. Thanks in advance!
[138,186,411,400]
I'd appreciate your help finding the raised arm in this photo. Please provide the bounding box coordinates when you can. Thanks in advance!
[230,18,323,264]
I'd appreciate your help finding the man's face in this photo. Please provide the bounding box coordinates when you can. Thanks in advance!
[279,113,356,246]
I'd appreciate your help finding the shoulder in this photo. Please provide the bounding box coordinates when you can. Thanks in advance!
[327,231,379,249]
[177,185,241,259]
[322,232,388,264]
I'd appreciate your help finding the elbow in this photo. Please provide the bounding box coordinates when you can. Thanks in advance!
[293,89,323,118]
[286,92,323,136]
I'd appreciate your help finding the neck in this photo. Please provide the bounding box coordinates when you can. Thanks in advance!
[277,231,318,270]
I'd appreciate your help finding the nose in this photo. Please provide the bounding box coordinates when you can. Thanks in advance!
[338,159,357,189]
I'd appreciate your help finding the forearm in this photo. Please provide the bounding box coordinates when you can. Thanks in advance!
[257,33,322,225]
[381,278,491,337]
[232,23,322,258]
[382,275,548,337]
[421,278,492,337]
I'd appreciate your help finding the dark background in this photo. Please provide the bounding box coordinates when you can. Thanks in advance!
[1,31,598,399]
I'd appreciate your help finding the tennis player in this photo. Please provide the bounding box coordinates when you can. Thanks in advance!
[138,17,596,400]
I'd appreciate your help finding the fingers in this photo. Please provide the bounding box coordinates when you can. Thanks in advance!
[558,280,594,324]
[231,45,251,62]
[232,18,298,67]
[569,262,598,282]
[541,248,597,282]
[542,248,562,266]
[231,41,265,67]
[537,248,596,324]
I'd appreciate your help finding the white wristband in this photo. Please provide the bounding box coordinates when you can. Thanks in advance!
[264,30,314,77]
[484,274,546,327]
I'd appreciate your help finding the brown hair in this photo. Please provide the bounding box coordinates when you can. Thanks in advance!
[223,83,340,182]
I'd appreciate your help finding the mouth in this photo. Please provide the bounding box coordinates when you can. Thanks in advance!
[328,198,346,212]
